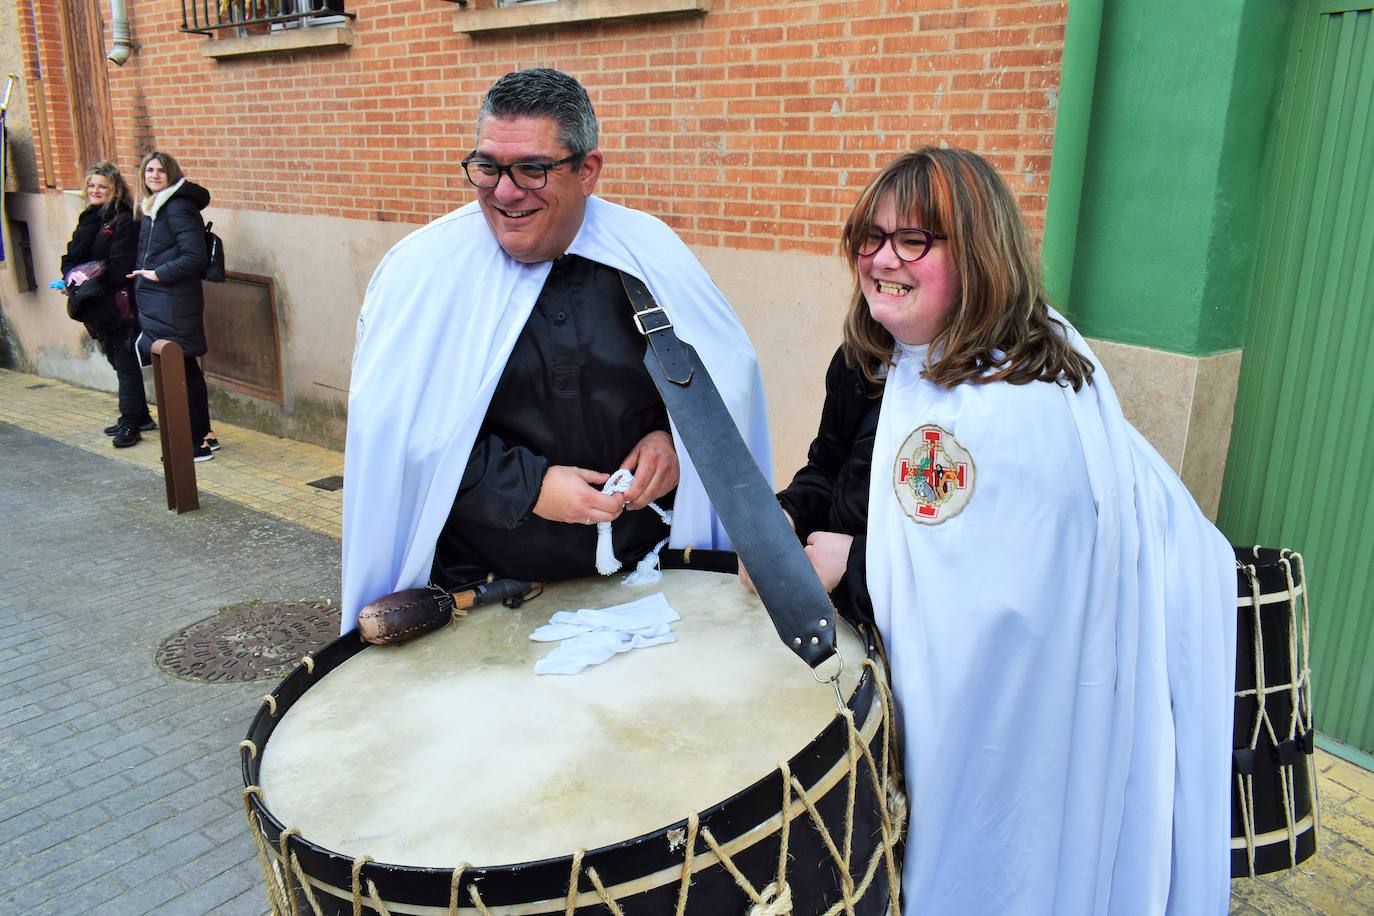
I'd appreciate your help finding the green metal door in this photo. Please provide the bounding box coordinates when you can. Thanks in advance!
[1218,1,1374,754]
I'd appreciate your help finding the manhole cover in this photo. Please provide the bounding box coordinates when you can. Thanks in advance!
[307,475,344,491]
[156,600,341,682]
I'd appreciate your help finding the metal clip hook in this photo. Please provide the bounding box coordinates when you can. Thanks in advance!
[811,650,846,710]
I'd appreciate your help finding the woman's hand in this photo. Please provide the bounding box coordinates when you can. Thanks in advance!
[127,269,160,282]
[803,531,854,592]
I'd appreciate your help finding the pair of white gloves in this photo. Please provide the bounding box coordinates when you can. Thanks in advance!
[530,592,680,675]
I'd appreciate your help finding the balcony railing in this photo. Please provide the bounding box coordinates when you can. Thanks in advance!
[181,0,353,36]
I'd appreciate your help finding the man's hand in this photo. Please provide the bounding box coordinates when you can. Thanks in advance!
[618,430,679,510]
[533,465,625,525]
[803,531,854,593]
[127,268,160,282]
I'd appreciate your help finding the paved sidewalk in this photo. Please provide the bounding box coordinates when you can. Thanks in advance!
[0,368,344,539]
[0,422,341,914]
[0,368,1372,915]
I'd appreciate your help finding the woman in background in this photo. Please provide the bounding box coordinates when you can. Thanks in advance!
[61,161,150,447]
[128,150,216,461]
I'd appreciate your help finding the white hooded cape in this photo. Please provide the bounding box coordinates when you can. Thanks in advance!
[342,197,772,632]
[868,325,1235,913]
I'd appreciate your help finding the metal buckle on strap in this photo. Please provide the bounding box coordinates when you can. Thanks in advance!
[633,306,673,336]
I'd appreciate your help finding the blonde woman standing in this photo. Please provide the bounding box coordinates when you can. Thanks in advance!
[61,161,149,447]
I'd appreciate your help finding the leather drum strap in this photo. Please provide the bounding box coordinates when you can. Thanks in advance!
[619,271,837,669]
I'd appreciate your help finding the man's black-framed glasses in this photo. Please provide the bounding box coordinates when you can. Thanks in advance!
[856,227,947,262]
[460,153,580,191]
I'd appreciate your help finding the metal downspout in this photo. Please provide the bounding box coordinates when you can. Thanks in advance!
[108,0,133,66]
[1042,0,1106,311]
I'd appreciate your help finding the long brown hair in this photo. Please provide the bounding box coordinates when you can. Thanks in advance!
[135,151,186,210]
[840,147,1093,391]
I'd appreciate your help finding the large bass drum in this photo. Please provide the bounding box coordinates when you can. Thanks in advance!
[241,553,902,914]
[1231,546,1318,877]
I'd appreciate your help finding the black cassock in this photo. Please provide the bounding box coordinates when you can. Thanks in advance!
[432,255,671,588]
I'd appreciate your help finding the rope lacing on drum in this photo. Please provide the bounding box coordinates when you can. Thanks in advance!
[242,786,291,916]
[585,866,626,915]
[350,854,379,916]
[289,848,325,916]
[673,811,701,914]
[690,658,901,915]
[449,861,495,915]
[1284,552,1318,857]
[275,826,302,916]
[1234,551,1317,878]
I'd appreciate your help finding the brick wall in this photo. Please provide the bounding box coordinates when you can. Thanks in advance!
[76,0,1065,254]
[15,0,80,188]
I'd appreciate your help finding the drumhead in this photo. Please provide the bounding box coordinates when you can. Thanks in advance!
[259,569,867,868]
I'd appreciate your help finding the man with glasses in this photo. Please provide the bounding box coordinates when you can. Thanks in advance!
[340,68,771,633]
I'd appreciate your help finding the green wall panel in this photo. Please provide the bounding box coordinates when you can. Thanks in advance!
[1058,0,1294,355]
[1219,4,1374,753]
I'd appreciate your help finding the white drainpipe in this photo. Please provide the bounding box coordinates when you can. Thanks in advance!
[108,0,133,66]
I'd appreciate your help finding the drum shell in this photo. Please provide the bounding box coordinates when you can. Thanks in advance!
[243,558,897,914]
[1231,546,1317,877]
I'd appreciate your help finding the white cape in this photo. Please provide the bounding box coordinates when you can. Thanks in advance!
[868,327,1235,913]
[342,197,772,632]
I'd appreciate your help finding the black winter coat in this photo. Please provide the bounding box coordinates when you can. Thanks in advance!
[61,203,138,342]
[135,180,211,357]
[776,346,882,627]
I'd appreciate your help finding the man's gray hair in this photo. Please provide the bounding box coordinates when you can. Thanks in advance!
[477,68,599,157]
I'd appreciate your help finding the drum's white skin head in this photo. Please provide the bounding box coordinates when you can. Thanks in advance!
[260,570,864,868]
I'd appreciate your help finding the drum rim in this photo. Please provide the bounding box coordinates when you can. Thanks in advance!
[1232,545,1304,597]
[241,567,888,909]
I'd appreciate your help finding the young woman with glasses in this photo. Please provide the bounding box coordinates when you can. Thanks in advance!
[746,147,1236,914]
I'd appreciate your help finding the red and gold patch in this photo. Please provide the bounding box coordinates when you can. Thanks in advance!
[892,424,975,524]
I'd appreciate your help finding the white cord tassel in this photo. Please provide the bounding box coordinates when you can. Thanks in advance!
[596,469,635,575]
[622,537,670,586]
[593,469,673,578]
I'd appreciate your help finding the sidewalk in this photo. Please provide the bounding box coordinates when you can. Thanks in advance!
[1,367,1372,914]
[0,368,344,540]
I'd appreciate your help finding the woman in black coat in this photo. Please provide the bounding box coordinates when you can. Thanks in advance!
[61,161,151,448]
[128,151,216,462]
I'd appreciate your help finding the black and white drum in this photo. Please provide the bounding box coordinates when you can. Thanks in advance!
[1231,546,1318,877]
[241,555,902,914]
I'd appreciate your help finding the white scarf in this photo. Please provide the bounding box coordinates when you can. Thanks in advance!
[868,317,1235,913]
[141,177,185,220]
[342,196,772,632]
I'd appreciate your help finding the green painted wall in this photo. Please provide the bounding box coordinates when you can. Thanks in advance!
[1062,0,1296,355]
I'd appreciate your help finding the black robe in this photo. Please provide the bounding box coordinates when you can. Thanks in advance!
[776,346,882,626]
[431,255,672,587]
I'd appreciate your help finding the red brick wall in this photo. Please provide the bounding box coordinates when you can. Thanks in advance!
[80,0,1064,254]
[16,0,80,188]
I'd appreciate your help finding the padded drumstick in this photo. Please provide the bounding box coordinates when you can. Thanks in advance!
[357,579,539,645]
